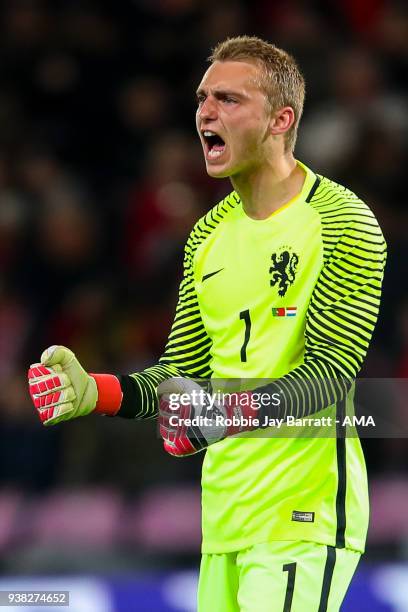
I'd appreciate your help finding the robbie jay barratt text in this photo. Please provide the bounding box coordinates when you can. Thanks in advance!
[167,414,376,429]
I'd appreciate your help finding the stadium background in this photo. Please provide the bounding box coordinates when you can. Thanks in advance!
[0,0,407,610]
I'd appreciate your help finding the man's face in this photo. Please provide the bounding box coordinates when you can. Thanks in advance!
[196,60,272,179]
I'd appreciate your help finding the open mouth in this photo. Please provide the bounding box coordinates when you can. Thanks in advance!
[202,130,226,160]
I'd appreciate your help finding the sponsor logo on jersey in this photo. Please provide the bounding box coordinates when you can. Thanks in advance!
[292,510,315,523]
[269,247,299,297]
[272,307,297,317]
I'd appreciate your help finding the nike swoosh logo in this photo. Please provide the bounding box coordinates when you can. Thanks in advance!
[202,268,224,282]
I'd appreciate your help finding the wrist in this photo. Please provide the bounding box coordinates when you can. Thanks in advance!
[89,374,123,416]
[223,391,258,436]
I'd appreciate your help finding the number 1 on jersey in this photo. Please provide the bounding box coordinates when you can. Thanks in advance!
[239,309,251,362]
[282,562,297,611]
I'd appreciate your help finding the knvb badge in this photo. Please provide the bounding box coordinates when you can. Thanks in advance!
[272,307,297,317]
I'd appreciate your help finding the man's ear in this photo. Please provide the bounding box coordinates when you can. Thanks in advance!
[269,106,295,137]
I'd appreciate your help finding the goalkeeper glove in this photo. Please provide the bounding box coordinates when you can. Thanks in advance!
[158,377,257,457]
[28,345,122,426]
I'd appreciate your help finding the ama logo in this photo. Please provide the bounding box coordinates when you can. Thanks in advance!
[269,247,299,297]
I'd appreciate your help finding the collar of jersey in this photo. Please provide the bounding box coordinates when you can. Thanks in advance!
[237,160,317,223]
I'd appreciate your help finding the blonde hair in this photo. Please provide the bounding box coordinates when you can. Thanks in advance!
[209,35,305,152]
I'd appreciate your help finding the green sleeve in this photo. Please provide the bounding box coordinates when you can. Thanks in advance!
[117,232,212,419]
[260,214,387,418]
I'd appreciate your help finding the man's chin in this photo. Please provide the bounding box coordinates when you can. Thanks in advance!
[205,162,232,179]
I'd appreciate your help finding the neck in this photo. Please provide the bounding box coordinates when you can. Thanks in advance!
[230,152,305,220]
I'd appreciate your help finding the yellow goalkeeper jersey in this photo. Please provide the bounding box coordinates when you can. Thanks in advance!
[129,161,386,554]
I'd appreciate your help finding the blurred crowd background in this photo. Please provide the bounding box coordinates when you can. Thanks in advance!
[0,0,407,594]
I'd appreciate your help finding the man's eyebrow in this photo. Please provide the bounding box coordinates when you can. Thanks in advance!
[196,88,248,99]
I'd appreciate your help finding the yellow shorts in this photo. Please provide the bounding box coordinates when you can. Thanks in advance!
[198,540,360,612]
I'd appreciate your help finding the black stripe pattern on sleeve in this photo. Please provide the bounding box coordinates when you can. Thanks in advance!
[259,177,387,420]
[117,193,240,419]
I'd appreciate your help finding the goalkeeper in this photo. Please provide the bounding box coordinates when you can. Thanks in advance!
[28,36,386,611]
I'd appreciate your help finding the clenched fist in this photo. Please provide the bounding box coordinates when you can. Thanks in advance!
[28,345,98,426]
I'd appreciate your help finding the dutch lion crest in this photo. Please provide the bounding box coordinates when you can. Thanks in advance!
[269,248,299,297]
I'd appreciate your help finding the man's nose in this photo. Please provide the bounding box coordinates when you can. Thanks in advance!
[198,96,217,120]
